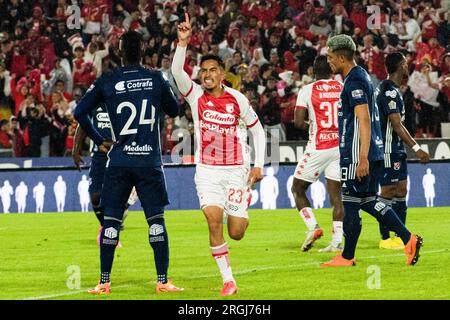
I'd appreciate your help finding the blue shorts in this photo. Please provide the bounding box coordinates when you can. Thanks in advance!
[88,156,107,194]
[101,166,169,218]
[340,160,383,196]
[380,154,408,186]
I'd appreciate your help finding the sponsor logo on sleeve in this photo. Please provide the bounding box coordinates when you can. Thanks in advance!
[388,100,397,110]
[351,89,364,99]
[385,90,397,98]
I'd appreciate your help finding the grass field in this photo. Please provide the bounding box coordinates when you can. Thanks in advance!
[0,208,449,300]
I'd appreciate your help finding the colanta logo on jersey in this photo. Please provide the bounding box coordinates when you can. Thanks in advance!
[202,110,236,125]
[123,141,153,155]
[115,78,153,93]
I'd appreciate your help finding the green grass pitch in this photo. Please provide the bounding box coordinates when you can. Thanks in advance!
[0,208,449,300]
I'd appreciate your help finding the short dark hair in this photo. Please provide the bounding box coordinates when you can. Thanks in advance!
[313,55,332,78]
[200,54,225,69]
[403,8,414,18]
[327,34,356,61]
[385,52,405,74]
[120,31,143,64]
[0,119,8,128]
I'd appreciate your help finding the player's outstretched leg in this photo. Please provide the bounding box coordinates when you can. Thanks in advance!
[204,206,238,296]
[361,196,423,265]
[391,180,408,248]
[291,178,323,252]
[145,207,183,294]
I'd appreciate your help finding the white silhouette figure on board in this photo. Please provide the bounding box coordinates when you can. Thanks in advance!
[54,175,67,212]
[310,180,326,209]
[0,180,14,213]
[78,174,90,212]
[15,181,28,213]
[406,175,410,205]
[260,167,279,209]
[33,182,46,213]
[422,168,435,207]
[249,188,259,207]
[286,175,295,208]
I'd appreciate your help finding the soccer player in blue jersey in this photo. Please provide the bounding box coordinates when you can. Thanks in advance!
[376,52,429,250]
[321,35,423,267]
[74,31,183,294]
[72,104,139,246]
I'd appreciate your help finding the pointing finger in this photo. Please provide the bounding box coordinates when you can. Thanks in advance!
[185,12,190,24]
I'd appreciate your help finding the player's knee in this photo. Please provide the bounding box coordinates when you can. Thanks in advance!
[229,230,245,240]
[228,219,248,240]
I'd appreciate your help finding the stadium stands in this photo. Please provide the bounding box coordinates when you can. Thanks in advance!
[0,0,449,157]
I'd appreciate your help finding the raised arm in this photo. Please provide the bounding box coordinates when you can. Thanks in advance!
[171,13,194,95]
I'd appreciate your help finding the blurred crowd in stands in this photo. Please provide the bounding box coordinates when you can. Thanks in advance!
[0,0,449,157]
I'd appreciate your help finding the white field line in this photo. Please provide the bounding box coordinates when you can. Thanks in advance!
[22,249,447,300]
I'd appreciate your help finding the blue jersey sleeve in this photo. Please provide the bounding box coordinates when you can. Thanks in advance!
[380,88,401,116]
[74,79,106,146]
[159,72,180,118]
[345,80,369,108]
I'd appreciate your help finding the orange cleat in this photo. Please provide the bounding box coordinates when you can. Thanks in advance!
[301,228,324,252]
[405,234,423,266]
[88,282,111,295]
[220,281,238,296]
[320,254,355,268]
[155,280,184,293]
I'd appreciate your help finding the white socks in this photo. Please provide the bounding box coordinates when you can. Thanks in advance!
[299,207,318,231]
[211,242,234,284]
[299,207,343,246]
[332,221,343,246]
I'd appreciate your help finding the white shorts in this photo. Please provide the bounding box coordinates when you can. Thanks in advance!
[195,165,251,219]
[293,147,340,183]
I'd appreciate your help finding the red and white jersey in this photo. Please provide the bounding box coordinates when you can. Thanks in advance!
[295,79,343,151]
[183,82,259,167]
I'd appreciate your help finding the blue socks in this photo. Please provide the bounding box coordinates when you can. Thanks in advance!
[147,215,169,284]
[100,218,122,283]
[361,197,411,244]
[378,197,392,240]
[342,197,362,260]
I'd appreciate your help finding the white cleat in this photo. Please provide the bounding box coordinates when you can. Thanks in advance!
[318,243,343,253]
[301,228,324,252]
